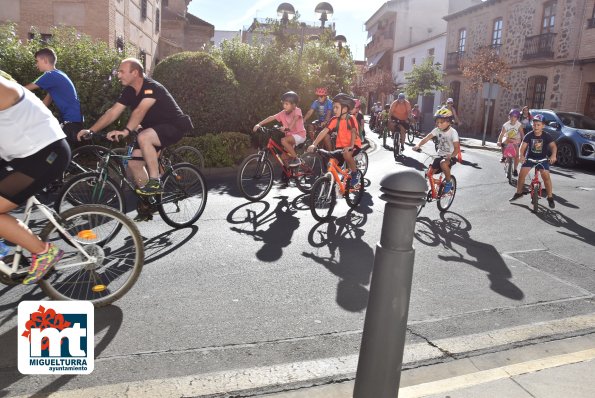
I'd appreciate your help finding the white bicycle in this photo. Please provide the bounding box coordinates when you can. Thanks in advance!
[0,196,144,307]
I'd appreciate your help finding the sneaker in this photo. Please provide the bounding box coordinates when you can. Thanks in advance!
[22,243,64,285]
[442,181,453,194]
[136,178,163,196]
[350,172,361,190]
[500,157,506,163]
[288,157,301,168]
[547,196,555,209]
[513,169,518,177]
[509,192,523,201]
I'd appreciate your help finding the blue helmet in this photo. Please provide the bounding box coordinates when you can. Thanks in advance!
[397,93,406,100]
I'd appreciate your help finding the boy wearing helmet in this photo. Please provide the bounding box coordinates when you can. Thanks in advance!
[304,87,333,125]
[308,93,363,188]
[413,107,460,194]
[253,91,306,167]
[497,109,525,175]
[389,93,412,152]
[509,114,557,208]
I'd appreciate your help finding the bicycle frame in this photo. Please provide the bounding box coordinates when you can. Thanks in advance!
[262,135,312,178]
[425,165,443,200]
[0,197,96,278]
[529,162,546,197]
[324,157,352,196]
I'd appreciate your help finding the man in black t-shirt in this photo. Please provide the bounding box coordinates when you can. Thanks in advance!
[77,58,192,196]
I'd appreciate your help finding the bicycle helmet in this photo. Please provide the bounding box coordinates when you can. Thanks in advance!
[332,93,355,110]
[281,91,299,104]
[446,97,454,104]
[384,104,390,110]
[315,87,328,96]
[509,108,521,118]
[397,92,406,100]
[434,107,453,120]
[532,114,545,123]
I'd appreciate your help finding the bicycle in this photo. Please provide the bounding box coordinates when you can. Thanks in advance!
[525,158,548,213]
[55,132,208,228]
[415,149,457,216]
[0,196,144,307]
[407,120,420,144]
[237,126,323,202]
[309,149,365,222]
[501,143,517,184]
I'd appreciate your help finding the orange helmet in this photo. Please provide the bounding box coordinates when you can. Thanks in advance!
[315,87,328,96]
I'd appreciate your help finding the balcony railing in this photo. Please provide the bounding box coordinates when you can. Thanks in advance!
[588,18,595,29]
[445,51,465,70]
[523,32,556,60]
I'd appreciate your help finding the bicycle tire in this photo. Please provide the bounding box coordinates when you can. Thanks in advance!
[158,162,208,228]
[355,150,369,176]
[295,152,323,193]
[407,128,415,144]
[345,176,364,209]
[171,146,205,170]
[437,175,457,212]
[383,128,388,148]
[393,132,400,160]
[55,172,125,214]
[506,159,513,184]
[531,184,539,212]
[309,175,336,222]
[237,154,274,201]
[38,204,144,307]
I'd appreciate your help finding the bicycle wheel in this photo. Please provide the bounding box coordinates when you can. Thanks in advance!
[158,163,207,228]
[437,175,457,212]
[531,184,540,212]
[383,129,388,148]
[69,145,124,181]
[345,175,364,209]
[171,146,205,170]
[309,175,336,222]
[433,137,439,152]
[506,159,513,184]
[295,152,323,193]
[55,172,124,214]
[393,133,400,160]
[355,150,369,176]
[237,154,274,201]
[407,128,415,144]
[38,205,144,307]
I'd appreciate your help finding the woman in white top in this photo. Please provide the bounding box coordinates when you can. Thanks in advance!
[0,75,71,285]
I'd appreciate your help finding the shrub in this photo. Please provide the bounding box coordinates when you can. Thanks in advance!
[152,52,239,136]
[172,132,251,168]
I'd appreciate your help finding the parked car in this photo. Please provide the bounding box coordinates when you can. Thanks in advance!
[529,109,595,168]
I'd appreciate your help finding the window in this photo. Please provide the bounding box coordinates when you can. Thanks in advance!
[458,28,467,53]
[526,76,548,109]
[399,56,405,71]
[155,8,160,33]
[450,81,461,108]
[411,57,416,65]
[116,36,124,53]
[428,48,435,56]
[589,5,595,28]
[141,0,148,20]
[541,1,556,33]
[492,18,503,46]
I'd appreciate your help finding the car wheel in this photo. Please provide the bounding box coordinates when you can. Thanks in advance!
[556,141,576,168]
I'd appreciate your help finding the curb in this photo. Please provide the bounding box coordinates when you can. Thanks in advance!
[459,138,501,153]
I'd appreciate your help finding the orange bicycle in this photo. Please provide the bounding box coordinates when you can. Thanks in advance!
[415,150,457,216]
[309,149,364,222]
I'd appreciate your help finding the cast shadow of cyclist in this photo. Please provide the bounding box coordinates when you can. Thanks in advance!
[415,212,524,300]
[0,305,123,398]
[227,195,301,262]
[532,207,595,247]
[302,210,374,312]
[141,225,199,265]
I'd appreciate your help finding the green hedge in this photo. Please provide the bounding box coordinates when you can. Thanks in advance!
[171,132,251,168]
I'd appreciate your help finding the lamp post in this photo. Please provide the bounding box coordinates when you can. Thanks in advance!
[277,3,295,26]
[315,2,334,28]
[335,34,347,54]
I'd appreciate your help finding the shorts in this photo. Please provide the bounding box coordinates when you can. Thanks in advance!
[0,139,71,205]
[522,159,550,170]
[431,156,457,172]
[331,146,361,165]
[290,133,306,145]
[133,124,184,150]
[391,117,410,130]
[61,121,84,145]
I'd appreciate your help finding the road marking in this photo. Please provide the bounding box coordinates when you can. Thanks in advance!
[400,348,595,398]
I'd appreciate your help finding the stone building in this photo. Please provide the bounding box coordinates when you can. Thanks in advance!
[444,0,595,137]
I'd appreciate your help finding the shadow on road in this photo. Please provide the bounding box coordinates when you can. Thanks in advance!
[535,207,595,246]
[415,212,524,300]
[143,225,200,265]
[227,196,301,262]
[302,211,374,312]
[398,156,426,171]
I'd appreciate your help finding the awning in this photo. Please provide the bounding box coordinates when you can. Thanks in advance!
[367,50,387,68]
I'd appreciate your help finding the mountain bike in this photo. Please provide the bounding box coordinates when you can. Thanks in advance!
[407,120,420,144]
[237,127,322,201]
[0,197,144,307]
[55,132,208,228]
[415,150,457,216]
[309,149,364,222]
[526,158,548,213]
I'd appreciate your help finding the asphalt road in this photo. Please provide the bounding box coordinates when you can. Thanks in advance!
[1,130,594,397]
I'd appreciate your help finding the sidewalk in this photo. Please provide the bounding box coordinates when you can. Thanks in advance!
[260,333,595,398]
[458,136,501,152]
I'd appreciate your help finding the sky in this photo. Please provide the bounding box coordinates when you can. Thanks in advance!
[188,0,389,61]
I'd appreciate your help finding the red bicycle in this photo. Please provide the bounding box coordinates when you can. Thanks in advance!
[237,127,322,201]
[526,158,548,213]
[415,150,457,216]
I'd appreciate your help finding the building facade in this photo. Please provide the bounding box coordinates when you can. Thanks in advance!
[444,0,595,137]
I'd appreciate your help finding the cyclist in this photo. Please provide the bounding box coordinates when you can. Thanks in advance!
[308,93,362,188]
[445,98,461,126]
[411,103,421,132]
[0,75,71,285]
[24,48,83,145]
[389,93,412,152]
[253,91,306,167]
[77,58,193,196]
[378,104,390,135]
[413,107,460,194]
[303,87,333,150]
[509,114,557,208]
[520,105,533,134]
[352,99,365,143]
[497,109,524,175]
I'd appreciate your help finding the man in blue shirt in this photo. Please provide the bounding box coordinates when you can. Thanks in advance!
[25,48,83,144]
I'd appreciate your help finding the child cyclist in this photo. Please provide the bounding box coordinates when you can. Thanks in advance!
[509,114,557,208]
[497,109,524,175]
[308,93,362,188]
[413,107,461,194]
[253,91,306,167]
[352,99,365,143]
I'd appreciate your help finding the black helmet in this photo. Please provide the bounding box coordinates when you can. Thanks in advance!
[332,93,355,110]
[281,91,299,104]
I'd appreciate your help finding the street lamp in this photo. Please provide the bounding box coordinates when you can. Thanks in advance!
[277,2,295,25]
[315,2,334,28]
[335,34,347,51]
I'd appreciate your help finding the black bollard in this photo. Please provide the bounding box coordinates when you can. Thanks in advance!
[353,169,426,398]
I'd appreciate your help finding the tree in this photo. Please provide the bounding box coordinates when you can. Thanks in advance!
[404,58,447,99]
[459,46,511,91]
[352,68,396,98]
